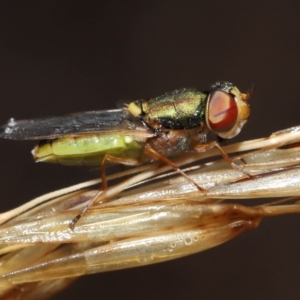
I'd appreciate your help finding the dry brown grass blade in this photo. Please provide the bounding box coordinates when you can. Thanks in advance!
[1,125,300,299]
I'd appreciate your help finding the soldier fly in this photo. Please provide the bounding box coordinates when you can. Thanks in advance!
[0,81,251,227]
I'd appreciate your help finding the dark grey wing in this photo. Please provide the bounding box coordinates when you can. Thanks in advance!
[0,109,133,140]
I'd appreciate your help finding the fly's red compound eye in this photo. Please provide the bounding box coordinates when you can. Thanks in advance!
[207,91,238,133]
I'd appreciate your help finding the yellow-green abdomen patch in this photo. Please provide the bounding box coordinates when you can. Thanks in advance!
[33,134,142,165]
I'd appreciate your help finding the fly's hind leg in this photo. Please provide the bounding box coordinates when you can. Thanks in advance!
[100,155,141,190]
[70,154,141,230]
[143,144,206,193]
[193,141,251,177]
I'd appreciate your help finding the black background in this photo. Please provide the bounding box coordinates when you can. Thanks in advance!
[0,1,299,299]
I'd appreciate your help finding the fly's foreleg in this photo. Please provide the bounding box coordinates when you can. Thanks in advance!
[193,141,251,177]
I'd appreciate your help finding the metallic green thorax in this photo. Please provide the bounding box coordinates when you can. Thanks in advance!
[140,89,208,130]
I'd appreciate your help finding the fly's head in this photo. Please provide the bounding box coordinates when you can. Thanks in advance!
[205,81,251,139]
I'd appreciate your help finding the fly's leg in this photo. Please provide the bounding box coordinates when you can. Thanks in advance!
[143,144,206,193]
[193,141,251,177]
[100,155,141,189]
[70,154,140,230]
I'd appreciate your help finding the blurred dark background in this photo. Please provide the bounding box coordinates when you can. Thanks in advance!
[0,1,299,299]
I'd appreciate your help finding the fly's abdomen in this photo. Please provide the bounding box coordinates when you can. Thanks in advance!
[32,134,142,165]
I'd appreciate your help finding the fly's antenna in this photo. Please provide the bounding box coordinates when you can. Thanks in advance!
[246,82,255,101]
